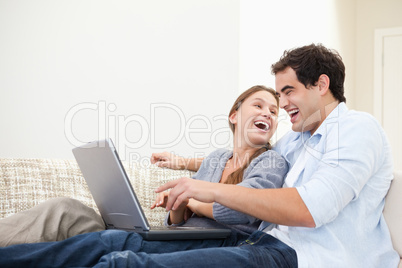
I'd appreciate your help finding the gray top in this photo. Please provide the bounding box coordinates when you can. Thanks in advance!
[165,148,288,234]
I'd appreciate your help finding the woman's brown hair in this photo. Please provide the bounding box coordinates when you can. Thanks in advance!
[225,85,279,185]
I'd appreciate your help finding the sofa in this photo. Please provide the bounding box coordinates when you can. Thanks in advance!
[0,158,401,266]
[0,158,195,227]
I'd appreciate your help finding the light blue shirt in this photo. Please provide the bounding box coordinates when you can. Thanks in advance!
[267,103,399,267]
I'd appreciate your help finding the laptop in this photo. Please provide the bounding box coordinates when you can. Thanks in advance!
[72,138,231,240]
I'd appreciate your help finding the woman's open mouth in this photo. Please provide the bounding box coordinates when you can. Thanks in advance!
[254,121,270,132]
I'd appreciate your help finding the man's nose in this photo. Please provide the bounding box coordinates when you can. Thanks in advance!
[279,97,288,109]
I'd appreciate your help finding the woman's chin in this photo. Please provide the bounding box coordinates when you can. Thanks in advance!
[243,139,270,148]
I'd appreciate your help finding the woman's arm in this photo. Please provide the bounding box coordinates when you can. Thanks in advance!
[151,152,203,172]
[187,200,213,219]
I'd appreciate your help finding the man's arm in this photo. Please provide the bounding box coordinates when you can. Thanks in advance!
[156,178,315,228]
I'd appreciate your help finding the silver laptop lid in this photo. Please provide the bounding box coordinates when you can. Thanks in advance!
[72,139,150,231]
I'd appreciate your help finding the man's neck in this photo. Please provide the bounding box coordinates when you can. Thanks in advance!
[309,100,340,135]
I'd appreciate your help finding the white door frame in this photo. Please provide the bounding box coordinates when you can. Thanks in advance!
[373,26,402,124]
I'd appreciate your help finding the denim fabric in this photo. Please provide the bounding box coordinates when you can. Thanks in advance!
[0,230,296,268]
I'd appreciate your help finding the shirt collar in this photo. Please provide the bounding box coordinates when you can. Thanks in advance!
[279,102,347,164]
[296,102,347,149]
[312,102,347,138]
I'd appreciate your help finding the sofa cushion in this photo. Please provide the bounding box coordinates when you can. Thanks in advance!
[383,170,402,258]
[0,158,97,219]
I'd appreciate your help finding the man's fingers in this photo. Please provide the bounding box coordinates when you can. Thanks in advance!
[155,177,200,211]
[155,179,180,193]
[156,178,187,211]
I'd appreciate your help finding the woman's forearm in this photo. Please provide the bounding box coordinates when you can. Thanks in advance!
[169,207,186,224]
[188,200,214,219]
[182,157,203,172]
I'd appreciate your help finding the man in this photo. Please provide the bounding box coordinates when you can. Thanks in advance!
[155,44,399,267]
[0,44,398,267]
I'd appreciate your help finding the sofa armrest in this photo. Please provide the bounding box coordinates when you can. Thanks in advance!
[384,170,402,259]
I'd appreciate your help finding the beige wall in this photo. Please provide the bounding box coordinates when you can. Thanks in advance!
[0,0,240,159]
[334,0,357,109]
[355,0,402,113]
[238,0,402,115]
[239,0,357,141]
[2,1,400,158]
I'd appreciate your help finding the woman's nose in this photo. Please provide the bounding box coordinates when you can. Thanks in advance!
[262,108,271,118]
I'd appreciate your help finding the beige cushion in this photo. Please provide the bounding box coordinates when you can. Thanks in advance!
[384,170,402,258]
[0,158,97,218]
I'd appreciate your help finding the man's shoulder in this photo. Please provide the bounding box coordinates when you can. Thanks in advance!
[332,103,380,128]
[339,108,384,136]
[314,103,383,141]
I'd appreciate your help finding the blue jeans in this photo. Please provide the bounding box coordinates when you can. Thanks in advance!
[0,230,297,267]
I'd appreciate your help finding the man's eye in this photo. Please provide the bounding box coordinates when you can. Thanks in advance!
[255,104,262,108]
[271,110,277,115]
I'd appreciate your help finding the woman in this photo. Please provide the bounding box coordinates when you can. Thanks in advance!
[0,85,285,247]
[150,85,286,235]
[0,86,295,268]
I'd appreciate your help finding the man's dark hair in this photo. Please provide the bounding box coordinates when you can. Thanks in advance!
[271,44,346,103]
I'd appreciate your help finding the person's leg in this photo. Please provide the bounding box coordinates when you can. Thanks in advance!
[0,197,104,246]
[237,231,297,267]
[0,230,139,268]
[94,248,254,268]
[0,229,246,268]
[93,231,297,268]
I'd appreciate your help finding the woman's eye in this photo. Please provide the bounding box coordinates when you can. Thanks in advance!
[271,110,277,115]
[255,104,261,108]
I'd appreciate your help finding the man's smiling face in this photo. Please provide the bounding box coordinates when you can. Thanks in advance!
[275,67,322,134]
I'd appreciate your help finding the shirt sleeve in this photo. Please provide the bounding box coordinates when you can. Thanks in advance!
[297,113,391,228]
[191,149,229,182]
[213,150,288,224]
[164,149,229,226]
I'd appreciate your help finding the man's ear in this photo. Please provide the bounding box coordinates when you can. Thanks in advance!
[318,74,330,96]
[229,111,237,124]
